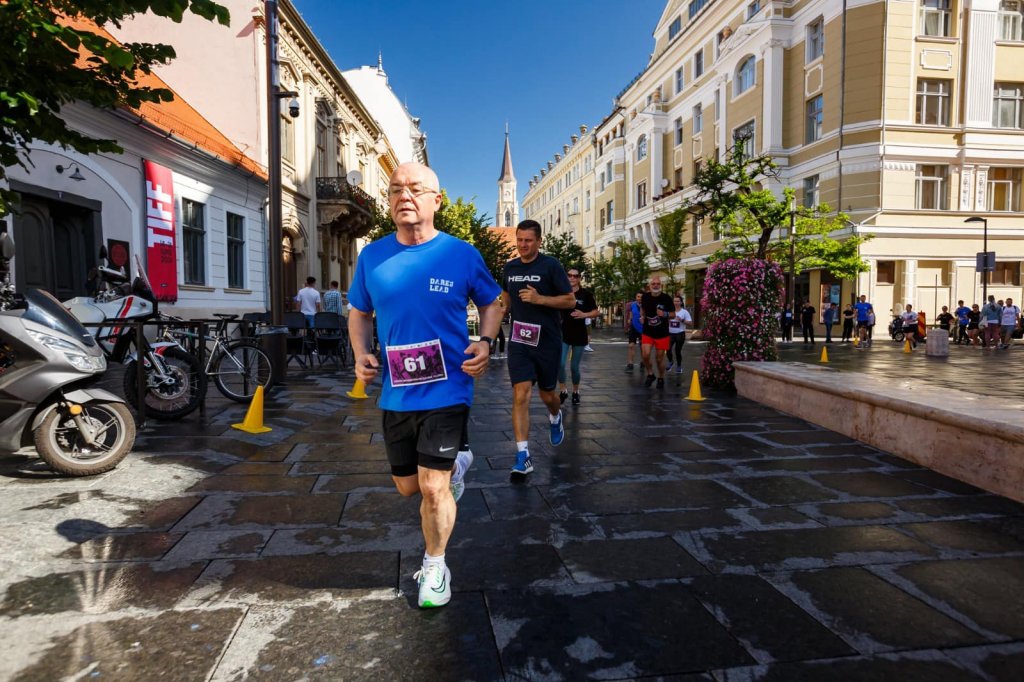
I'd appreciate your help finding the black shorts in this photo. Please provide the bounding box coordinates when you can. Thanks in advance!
[508,339,561,391]
[856,321,869,328]
[627,327,642,344]
[382,405,469,477]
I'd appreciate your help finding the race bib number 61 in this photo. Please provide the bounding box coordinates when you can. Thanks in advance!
[385,339,447,388]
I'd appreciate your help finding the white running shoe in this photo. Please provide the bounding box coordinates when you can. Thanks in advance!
[414,563,451,608]
[584,344,594,352]
[450,450,474,502]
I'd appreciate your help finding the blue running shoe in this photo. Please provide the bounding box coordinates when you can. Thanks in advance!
[510,450,533,475]
[549,410,564,446]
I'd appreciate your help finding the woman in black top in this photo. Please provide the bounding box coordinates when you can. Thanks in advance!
[841,304,855,342]
[801,301,816,344]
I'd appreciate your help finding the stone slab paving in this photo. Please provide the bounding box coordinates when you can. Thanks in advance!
[0,337,1022,680]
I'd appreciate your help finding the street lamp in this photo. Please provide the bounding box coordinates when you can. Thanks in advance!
[787,196,797,320]
[964,216,989,303]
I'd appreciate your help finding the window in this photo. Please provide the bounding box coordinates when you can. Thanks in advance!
[806,95,824,143]
[733,120,756,157]
[994,83,1024,128]
[693,104,703,133]
[182,199,206,285]
[585,190,591,211]
[316,123,327,177]
[281,116,294,165]
[920,0,951,37]
[693,158,703,179]
[915,164,949,210]
[877,261,896,284]
[1000,1,1024,40]
[694,48,704,79]
[747,1,761,19]
[226,212,245,289]
[916,79,951,126]
[803,175,820,208]
[600,208,606,227]
[600,172,606,190]
[693,216,703,244]
[636,181,648,209]
[675,67,685,94]
[674,167,683,187]
[714,89,721,120]
[991,261,1022,285]
[637,135,648,161]
[335,141,346,178]
[688,0,709,19]
[674,117,684,145]
[606,161,613,185]
[607,200,615,224]
[806,19,824,61]
[988,168,1022,211]
[735,56,756,95]
[669,16,682,40]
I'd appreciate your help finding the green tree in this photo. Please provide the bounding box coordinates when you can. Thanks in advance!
[0,0,230,216]
[588,254,619,324]
[541,232,589,278]
[612,239,651,301]
[472,222,514,284]
[655,207,689,298]
[694,139,871,276]
[367,190,481,244]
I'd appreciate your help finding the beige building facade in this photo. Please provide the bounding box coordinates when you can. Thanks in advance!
[524,0,1024,325]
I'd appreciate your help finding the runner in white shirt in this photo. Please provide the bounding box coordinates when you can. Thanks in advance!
[999,297,1020,349]
[667,295,693,373]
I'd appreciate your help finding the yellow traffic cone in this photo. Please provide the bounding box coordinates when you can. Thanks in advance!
[820,346,829,363]
[852,337,859,347]
[903,338,913,353]
[346,378,369,399]
[686,370,706,402]
[232,385,272,434]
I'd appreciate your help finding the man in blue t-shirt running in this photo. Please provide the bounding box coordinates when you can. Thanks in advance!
[348,162,502,609]
[854,294,873,347]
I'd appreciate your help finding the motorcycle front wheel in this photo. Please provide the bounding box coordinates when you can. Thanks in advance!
[892,329,905,342]
[123,346,206,420]
[34,401,136,476]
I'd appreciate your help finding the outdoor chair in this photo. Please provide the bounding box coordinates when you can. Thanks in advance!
[283,311,313,368]
[312,312,346,369]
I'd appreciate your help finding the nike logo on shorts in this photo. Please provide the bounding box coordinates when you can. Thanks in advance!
[439,446,454,452]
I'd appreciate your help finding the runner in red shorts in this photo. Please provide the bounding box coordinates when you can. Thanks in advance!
[640,276,674,389]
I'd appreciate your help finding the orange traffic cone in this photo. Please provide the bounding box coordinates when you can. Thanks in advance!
[686,370,705,402]
[232,385,272,434]
[346,378,369,399]
[852,336,859,347]
[820,346,829,363]
[903,338,913,353]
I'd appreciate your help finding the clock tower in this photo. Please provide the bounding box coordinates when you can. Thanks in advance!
[496,127,518,228]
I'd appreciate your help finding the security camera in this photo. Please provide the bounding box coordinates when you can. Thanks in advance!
[288,97,300,118]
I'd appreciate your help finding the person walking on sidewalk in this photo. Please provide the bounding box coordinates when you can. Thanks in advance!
[667,295,692,373]
[348,162,503,609]
[981,295,1002,348]
[901,304,922,348]
[841,304,854,342]
[823,303,837,343]
[625,291,643,372]
[640,276,674,389]
[781,303,794,342]
[954,300,971,345]
[800,299,816,345]
[853,294,872,347]
[322,280,343,315]
[294,276,321,327]
[557,268,598,406]
[502,220,576,477]
[999,297,1020,349]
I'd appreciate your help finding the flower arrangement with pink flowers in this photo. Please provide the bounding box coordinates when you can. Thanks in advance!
[700,258,784,387]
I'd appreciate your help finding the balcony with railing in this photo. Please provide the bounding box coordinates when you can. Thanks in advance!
[315,177,379,240]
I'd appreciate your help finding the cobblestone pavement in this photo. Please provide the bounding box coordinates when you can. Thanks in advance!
[0,337,1022,680]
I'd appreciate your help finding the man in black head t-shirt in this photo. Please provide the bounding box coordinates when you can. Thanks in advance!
[640,276,674,389]
[501,220,576,477]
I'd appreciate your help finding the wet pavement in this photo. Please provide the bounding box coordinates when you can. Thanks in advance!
[1,333,1022,680]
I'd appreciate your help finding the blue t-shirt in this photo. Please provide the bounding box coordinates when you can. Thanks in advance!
[348,232,501,412]
[955,306,971,323]
[854,301,872,321]
[630,301,643,332]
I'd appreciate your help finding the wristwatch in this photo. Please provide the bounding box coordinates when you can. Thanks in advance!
[479,336,494,349]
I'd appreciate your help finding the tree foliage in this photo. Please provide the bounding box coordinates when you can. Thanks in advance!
[588,254,619,312]
[0,0,230,216]
[611,239,651,301]
[542,232,589,278]
[473,222,515,284]
[694,139,871,277]
[655,208,689,298]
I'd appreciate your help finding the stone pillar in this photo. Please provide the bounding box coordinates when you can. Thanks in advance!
[761,40,785,154]
[964,3,998,128]
[902,259,918,309]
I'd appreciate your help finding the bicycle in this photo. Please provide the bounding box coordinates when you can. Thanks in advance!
[160,313,275,403]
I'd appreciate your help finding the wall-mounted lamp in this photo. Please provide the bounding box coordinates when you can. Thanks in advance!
[56,163,85,181]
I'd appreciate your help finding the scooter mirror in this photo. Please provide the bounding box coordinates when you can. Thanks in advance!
[0,232,14,259]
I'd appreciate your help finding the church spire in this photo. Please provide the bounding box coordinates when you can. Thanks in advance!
[498,127,515,182]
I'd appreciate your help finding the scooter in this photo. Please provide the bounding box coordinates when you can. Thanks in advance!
[64,248,205,420]
[0,233,135,475]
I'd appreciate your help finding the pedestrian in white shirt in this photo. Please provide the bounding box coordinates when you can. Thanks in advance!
[294,276,321,327]
[999,297,1020,349]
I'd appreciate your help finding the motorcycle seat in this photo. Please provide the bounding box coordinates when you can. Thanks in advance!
[212,313,239,320]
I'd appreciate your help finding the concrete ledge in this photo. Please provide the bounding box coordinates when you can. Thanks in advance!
[734,361,1024,503]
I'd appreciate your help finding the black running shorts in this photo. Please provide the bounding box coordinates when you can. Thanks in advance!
[627,327,642,344]
[382,405,469,477]
[507,338,561,391]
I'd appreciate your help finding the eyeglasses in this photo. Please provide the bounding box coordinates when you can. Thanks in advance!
[387,184,439,199]
[567,273,580,277]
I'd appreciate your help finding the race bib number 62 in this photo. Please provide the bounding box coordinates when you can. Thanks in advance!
[511,321,541,347]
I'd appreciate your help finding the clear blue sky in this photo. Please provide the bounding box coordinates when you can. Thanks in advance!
[292,0,664,222]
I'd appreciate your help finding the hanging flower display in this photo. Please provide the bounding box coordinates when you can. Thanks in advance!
[700,257,784,387]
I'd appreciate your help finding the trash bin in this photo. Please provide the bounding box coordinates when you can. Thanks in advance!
[258,325,289,384]
[925,328,949,357]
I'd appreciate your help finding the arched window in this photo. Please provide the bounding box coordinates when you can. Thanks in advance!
[637,134,648,161]
[735,56,756,95]
[504,210,512,226]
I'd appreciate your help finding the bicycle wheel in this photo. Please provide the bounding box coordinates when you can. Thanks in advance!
[211,340,274,402]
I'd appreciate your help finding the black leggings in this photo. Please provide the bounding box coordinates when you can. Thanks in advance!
[668,333,685,364]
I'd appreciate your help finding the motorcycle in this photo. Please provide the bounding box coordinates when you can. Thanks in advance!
[888,316,905,342]
[0,233,135,475]
[64,248,205,420]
